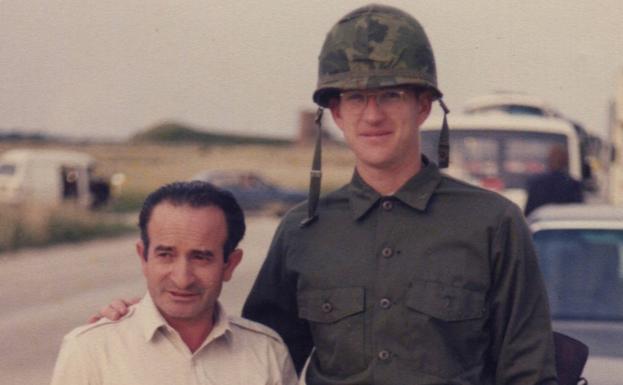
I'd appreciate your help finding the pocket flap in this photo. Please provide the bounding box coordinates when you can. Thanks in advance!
[298,287,365,324]
[406,280,485,321]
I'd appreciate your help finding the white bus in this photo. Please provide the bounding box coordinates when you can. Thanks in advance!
[421,113,582,209]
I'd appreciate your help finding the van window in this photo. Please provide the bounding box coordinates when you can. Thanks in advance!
[62,166,79,200]
[422,130,568,189]
[0,163,16,176]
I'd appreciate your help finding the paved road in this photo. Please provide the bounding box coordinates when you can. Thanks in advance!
[0,215,278,385]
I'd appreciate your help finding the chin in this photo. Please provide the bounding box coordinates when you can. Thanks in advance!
[359,155,398,169]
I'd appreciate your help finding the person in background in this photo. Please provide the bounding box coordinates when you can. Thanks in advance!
[52,181,296,385]
[524,144,584,216]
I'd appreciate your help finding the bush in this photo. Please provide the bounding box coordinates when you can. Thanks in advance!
[105,191,146,213]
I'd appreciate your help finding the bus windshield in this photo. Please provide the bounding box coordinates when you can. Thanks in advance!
[421,130,569,189]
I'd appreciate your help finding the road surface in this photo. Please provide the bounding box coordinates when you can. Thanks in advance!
[0,215,279,385]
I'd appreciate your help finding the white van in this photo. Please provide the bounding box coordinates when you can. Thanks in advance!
[0,149,100,207]
[421,113,582,209]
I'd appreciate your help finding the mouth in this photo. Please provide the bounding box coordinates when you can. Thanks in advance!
[167,290,201,301]
[360,131,392,139]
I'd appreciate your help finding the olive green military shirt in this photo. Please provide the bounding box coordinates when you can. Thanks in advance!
[243,159,557,385]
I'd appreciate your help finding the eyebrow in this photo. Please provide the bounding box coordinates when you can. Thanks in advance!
[190,249,215,257]
[153,245,174,253]
[153,245,215,256]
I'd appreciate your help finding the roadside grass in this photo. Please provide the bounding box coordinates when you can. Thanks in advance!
[0,204,136,253]
[0,142,355,196]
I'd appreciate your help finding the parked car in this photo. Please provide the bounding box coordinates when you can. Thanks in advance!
[191,170,306,215]
[528,204,623,384]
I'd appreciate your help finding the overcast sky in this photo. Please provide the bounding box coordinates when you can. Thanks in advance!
[1,0,622,140]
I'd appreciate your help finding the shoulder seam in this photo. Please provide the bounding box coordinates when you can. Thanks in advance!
[229,316,283,342]
[70,307,137,338]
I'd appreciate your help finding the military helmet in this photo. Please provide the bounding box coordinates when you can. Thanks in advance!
[313,4,442,107]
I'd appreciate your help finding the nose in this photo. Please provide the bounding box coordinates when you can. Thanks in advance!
[169,258,196,289]
[361,94,385,123]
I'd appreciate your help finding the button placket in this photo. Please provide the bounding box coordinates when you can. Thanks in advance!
[375,196,398,370]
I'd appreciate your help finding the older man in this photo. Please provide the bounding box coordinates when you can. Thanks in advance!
[51,181,296,385]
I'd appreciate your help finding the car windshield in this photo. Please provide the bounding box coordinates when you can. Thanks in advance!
[421,130,568,189]
[533,228,623,321]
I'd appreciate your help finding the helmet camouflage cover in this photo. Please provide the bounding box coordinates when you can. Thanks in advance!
[313,3,442,107]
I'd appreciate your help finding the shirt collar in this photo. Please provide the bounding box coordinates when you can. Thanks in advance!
[348,157,442,220]
[136,293,167,342]
[136,294,233,345]
[201,301,232,346]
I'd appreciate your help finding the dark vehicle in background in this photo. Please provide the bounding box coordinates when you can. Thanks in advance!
[528,204,623,384]
[191,170,306,215]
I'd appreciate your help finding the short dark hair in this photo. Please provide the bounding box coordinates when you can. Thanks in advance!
[138,181,245,261]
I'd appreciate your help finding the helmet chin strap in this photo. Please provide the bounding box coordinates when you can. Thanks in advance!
[300,107,323,227]
[437,99,450,168]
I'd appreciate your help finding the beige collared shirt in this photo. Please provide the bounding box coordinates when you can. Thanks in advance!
[50,294,297,385]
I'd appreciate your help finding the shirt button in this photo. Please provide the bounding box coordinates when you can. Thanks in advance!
[382,200,393,211]
[378,350,391,361]
[379,298,392,309]
[381,247,393,258]
[321,302,333,313]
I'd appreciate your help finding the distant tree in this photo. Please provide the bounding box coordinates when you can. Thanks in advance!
[130,121,291,146]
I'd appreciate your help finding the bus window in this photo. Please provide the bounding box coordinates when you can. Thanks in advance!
[422,130,568,189]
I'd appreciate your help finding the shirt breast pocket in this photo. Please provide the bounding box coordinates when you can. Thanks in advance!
[298,287,366,376]
[406,280,486,321]
[404,280,487,378]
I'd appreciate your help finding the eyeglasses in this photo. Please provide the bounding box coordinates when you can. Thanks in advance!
[339,88,414,114]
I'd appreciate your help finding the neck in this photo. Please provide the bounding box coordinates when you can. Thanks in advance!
[356,156,422,195]
[166,312,215,353]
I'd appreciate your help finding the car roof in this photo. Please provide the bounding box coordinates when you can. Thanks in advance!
[528,204,623,231]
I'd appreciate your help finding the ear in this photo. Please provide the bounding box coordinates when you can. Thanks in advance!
[415,92,433,126]
[328,98,345,132]
[136,240,147,276]
[222,248,243,282]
